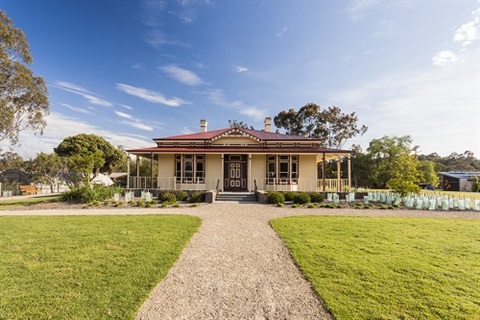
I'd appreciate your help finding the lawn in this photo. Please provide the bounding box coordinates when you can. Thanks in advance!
[0,195,60,210]
[271,216,480,320]
[0,214,201,319]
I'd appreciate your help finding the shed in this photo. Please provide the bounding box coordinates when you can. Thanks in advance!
[439,172,480,191]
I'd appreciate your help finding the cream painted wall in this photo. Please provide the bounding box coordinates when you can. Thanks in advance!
[251,154,266,190]
[157,154,175,189]
[206,154,222,190]
[298,155,317,191]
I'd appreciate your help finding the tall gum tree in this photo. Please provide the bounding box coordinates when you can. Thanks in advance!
[0,10,49,146]
[273,103,367,148]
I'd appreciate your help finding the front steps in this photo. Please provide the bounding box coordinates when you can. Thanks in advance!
[215,192,257,203]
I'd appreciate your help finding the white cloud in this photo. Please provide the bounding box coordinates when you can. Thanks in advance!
[0,112,152,158]
[327,49,478,156]
[114,111,156,131]
[181,127,194,134]
[345,0,379,21]
[235,66,248,73]
[276,27,288,37]
[114,111,133,119]
[432,50,458,66]
[145,29,190,48]
[121,104,134,110]
[60,103,93,115]
[453,8,479,47]
[239,107,266,121]
[116,83,187,107]
[120,120,154,132]
[160,64,204,86]
[53,81,113,107]
[204,88,266,121]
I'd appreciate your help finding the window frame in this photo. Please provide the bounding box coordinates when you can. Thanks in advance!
[175,154,205,183]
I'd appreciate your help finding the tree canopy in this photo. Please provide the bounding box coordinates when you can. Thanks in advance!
[24,152,67,192]
[0,10,49,145]
[54,134,125,186]
[273,103,367,148]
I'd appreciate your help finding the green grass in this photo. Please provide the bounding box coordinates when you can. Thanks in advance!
[271,216,480,320]
[0,196,60,210]
[0,215,201,319]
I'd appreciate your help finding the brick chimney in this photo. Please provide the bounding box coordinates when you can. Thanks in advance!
[264,117,272,132]
[200,119,208,132]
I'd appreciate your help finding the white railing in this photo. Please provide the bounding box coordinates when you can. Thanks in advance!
[128,176,217,190]
[317,179,350,192]
[128,176,350,192]
[254,178,350,192]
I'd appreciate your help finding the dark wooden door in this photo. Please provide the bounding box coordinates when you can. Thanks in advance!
[224,158,247,191]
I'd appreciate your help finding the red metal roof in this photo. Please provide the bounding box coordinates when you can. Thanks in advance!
[153,127,319,142]
[129,126,350,155]
[128,146,349,154]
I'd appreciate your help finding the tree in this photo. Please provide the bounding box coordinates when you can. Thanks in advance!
[417,160,439,187]
[387,154,421,196]
[273,103,367,148]
[54,134,125,186]
[25,152,68,192]
[0,151,24,171]
[0,10,49,145]
[228,120,253,129]
[366,135,413,188]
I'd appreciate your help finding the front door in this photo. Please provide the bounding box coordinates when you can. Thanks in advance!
[224,155,247,191]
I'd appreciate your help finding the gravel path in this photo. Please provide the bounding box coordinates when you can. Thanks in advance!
[2,203,479,319]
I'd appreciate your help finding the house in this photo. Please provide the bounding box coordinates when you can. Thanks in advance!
[126,118,352,193]
[439,172,480,192]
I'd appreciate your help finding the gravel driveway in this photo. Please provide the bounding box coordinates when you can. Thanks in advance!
[3,203,479,319]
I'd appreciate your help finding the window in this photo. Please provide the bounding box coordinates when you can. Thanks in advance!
[175,154,205,183]
[267,155,276,184]
[266,155,299,184]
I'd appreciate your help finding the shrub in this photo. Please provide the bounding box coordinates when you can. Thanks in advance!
[190,204,198,208]
[97,185,124,200]
[307,203,316,208]
[292,203,299,208]
[136,200,144,207]
[379,204,387,210]
[267,191,285,204]
[282,191,296,201]
[104,201,110,206]
[173,203,180,208]
[61,187,98,203]
[159,190,188,202]
[160,192,177,205]
[308,192,324,203]
[277,203,284,207]
[293,192,311,205]
[189,191,205,203]
[60,185,124,204]
[151,200,158,205]
[128,200,134,205]
[145,202,152,208]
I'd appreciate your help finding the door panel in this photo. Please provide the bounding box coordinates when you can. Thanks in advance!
[225,161,246,191]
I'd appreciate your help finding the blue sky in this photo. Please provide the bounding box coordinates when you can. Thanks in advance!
[1,0,479,158]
